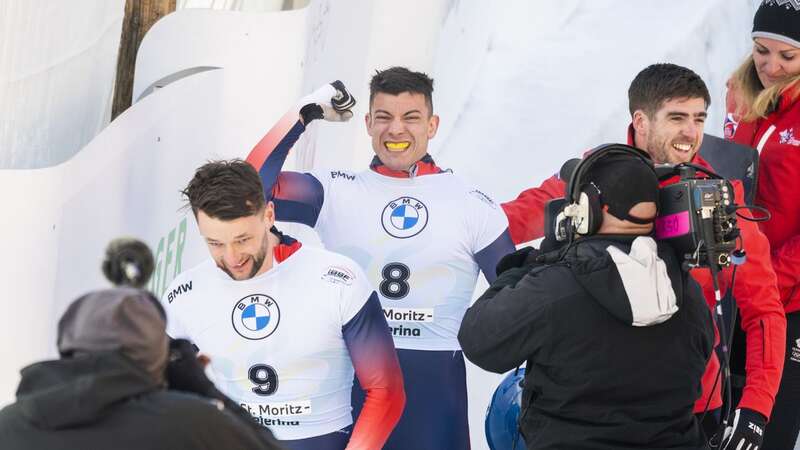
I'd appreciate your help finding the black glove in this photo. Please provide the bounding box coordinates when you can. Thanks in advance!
[495,246,541,276]
[166,339,282,448]
[166,338,216,397]
[720,408,766,450]
[298,81,355,124]
[330,80,356,111]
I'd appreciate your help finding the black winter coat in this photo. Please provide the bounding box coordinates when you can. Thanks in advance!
[459,236,714,450]
[0,351,282,450]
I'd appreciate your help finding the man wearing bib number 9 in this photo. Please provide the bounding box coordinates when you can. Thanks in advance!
[163,160,405,450]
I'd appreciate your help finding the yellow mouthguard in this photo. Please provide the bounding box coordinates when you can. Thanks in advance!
[386,142,410,151]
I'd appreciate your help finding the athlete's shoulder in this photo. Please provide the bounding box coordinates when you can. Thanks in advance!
[465,186,502,210]
[162,259,215,306]
[432,172,496,198]
[454,177,502,211]
[310,167,359,182]
[297,246,367,288]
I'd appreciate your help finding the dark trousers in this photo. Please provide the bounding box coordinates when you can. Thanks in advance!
[352,348,470,450]
[763,310,800,450]
[280,425,352,450]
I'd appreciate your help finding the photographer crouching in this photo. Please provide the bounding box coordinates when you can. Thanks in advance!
[458,147,714,450]
[0,238,283,450]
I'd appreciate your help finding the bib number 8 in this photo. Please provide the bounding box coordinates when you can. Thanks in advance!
[380,262,410,299]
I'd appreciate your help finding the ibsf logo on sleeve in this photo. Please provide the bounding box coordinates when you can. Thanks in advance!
[322,266,355,285]
[232,294,281,340]
[381,196,429,239]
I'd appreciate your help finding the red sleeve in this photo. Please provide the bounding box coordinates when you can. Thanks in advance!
[728,182,786,419]
[342,294,405,450]
[771,235,800,310]
[501,175,566,245]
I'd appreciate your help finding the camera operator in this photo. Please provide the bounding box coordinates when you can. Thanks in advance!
[0,238,283,450]
[501,64,786,448]
[459,150,714,449]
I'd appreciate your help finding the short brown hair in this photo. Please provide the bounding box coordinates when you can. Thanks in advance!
[369,67,434,113]
[181,159,265,220]
[628,63,710,117]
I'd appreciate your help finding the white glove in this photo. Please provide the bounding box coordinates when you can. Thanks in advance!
[298,80,356,123]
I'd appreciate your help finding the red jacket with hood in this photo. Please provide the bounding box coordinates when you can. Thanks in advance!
[501,127,786,419]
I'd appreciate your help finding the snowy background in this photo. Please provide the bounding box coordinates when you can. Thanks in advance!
[1,1,772,448]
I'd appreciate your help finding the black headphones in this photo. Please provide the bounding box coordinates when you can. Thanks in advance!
[561,143,655,239]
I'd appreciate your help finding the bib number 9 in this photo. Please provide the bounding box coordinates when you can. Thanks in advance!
[248,364,278,396]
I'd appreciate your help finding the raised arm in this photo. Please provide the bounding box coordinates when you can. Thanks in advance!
[245,81,355,227]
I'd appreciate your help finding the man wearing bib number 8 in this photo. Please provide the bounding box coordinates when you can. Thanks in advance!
[248,68,515,449]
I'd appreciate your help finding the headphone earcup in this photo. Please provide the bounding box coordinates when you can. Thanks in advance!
[576,183,603,236]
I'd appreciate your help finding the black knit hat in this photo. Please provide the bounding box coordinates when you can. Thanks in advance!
[584,155,660,224]
[753,0,800,48]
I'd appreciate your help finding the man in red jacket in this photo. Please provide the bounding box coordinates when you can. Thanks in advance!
[502,63,786,449]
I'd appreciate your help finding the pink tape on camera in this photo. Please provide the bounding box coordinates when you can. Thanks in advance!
[655,211,691,239]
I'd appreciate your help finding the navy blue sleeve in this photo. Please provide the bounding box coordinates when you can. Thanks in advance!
[255,120,306,194]
[245,113,324,227]
[475,229,515,283]
[271,172,325,227]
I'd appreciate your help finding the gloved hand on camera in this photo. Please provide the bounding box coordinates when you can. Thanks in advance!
[720,408,766,450]
[166,339,282,448]
[166,338,217,397]
[299,80,356,124]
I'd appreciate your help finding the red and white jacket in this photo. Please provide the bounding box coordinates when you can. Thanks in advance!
[501,126,786,419]
[727,79,800,314]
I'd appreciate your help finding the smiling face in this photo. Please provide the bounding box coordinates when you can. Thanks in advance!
[365,92,439,171]
[752,37,800,88]
[197,204,275,280]
[633,97,707,164]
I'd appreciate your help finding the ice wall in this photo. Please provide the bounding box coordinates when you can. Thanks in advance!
[0,0,124,168]
[434,0,759,202]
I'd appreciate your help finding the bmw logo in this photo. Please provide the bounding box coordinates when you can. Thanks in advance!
[232,294,280,340]
[381,197,429,239]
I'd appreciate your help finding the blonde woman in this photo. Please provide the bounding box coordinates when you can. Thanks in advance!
[726,1,800,449]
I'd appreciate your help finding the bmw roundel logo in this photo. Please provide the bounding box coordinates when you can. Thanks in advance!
[381,196,429,239]
[232,294,280,340]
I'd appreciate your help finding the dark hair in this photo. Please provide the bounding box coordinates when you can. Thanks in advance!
[628,63,710,117]
[369,66,435,113]
[181,159,265,220]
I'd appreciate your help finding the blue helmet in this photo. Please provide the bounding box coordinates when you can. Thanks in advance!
[485,367,527,450]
